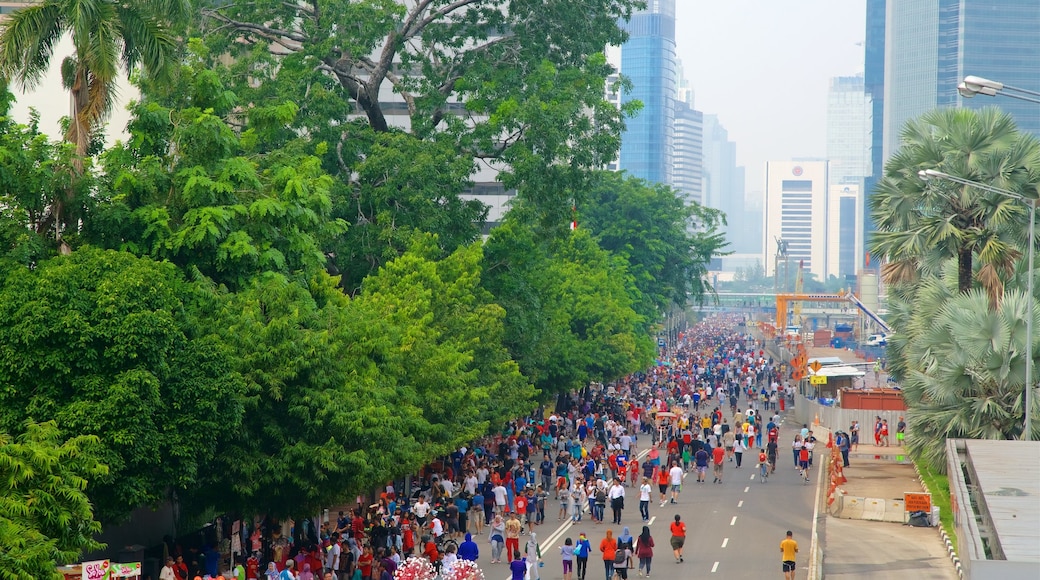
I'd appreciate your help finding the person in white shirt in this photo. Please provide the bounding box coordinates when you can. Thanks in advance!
[492,483,508,514]
[638,477,652,521]
[669,463,684,503]
[463,473,478,496]
[159,558,176,580]
[430,515,444,538]
[326,535,342,576]
[413,496,431,527]
[608,478,626,524]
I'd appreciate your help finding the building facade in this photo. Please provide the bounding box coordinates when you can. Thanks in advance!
[826,75,871,279]
[672,60,703,205]
[884,0,1040,160]
[764,161,829,280]
[618,0,677,184]
[862,0,885,248]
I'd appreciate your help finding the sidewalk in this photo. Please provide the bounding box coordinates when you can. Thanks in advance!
[821,456,958,579]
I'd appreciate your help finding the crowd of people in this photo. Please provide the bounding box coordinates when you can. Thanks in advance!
[161,314,795,580]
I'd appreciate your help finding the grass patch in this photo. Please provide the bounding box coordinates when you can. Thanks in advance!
[915,458,957,548]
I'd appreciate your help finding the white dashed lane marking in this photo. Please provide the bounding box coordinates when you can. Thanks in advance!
[721,537,729,548]
[730,516,737,526]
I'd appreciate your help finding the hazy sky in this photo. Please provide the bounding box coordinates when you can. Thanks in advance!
[675,0,866,192]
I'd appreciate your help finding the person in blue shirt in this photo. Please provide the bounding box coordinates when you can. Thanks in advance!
[574,533,592,580]
[509,550,527,580]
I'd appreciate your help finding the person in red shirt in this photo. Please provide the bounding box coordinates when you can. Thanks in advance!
[352,510,366,542]
[245,554,259,580]
[712,445,726,484]
[358,546,374,580]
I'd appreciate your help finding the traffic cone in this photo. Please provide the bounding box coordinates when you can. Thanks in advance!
[826,432,834,448]
[814,413,820,426]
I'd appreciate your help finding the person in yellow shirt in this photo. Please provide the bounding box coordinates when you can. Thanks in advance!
[700,415,712,439]
[780,531,798,580]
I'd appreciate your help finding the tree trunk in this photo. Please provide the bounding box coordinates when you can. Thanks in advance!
[958,247,973,293]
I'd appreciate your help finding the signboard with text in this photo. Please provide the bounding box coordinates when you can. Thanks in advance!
[904,492,932,513]
[82,560,110,580]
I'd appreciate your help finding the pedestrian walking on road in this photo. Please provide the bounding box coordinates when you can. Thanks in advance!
[599,530,617,580]
[608,478,626,524]
[733,435,745,469]
[850,421,860,450]
[668,514,686,563]
[509,551,526,580]
[635,526,654,577]
[711,444,725,484]
[489,514,506,563]
[780,531,798,580]
[638,478,651,521]
[525,533,541,580]
[505,513,522,563]
[575,533,592,580]
[561,538,575,580]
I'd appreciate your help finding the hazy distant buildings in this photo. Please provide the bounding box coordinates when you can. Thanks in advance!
[883,0,1040,160]
[672,62,703,205]
[826,75,871,278]
[764,161,829,280]
[618,0,677,184]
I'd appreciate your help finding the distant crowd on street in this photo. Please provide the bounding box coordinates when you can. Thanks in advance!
[160,314,799,580]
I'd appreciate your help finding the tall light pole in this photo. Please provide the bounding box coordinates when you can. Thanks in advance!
[958,75,1040,104]
[919,169,1037,440]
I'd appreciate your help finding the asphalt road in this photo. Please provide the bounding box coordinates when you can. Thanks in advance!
[476,414,819,580]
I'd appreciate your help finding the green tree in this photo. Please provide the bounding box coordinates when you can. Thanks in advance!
[0,422,106,580]
[579,172,727,321]
[868,108,1040,301]
[180,0,640,286]
[482,219,653,397]
[87,91,347,290]
[0,0,188,234]
[0,248,242,522]
[889,275,1040,471]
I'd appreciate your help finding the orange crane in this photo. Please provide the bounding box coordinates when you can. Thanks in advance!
[775,290,891,333]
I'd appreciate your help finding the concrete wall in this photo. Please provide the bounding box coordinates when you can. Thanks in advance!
[794,393,906,443]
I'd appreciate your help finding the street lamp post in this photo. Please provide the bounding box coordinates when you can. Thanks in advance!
[958,75,1040,104]
[919,169,1037,440]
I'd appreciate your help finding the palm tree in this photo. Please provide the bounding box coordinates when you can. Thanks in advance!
[0,0,187,236]
[896,283,1039,471]
[868,107,1040,302]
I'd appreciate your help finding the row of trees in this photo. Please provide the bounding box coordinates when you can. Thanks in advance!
[869,108,1040,470]
[0,0,726,574]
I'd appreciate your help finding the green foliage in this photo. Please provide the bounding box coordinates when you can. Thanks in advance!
[482,219,653,397]
[0,248,242,522]
[579,171,727,320]
[888,270,1040,471]
[869,108,1040,300]
[88,95,347,290]
[0,422,107,580]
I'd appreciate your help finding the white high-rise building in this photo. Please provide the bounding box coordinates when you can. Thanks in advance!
[826,75,871,278]
[764,161,829,280]
[672,61,703,205]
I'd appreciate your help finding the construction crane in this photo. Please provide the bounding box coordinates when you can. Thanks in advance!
[775,291,891,334]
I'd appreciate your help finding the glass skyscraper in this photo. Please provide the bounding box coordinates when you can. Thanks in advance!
[884,0,1040,159]
[862,0,885,254]
[618,0,677,185]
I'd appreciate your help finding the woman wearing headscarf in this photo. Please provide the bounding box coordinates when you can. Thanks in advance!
[489,513,506,563]
[617,526,634,571]
[635,525,654,577]
[599,529,617,580]
[298,563,315,580]
[525,532,541,580]
[575,533,592,580]
[264,562,279,580]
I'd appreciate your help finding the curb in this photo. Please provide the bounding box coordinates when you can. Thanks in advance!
[912,462,963,579]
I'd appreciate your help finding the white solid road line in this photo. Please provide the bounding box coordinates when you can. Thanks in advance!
[729,516,737,526]
[721,537,729,548]
[711,561,720,573]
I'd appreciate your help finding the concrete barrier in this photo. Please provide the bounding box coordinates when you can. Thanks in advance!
[862,497,886,521]
[884,499,906,523]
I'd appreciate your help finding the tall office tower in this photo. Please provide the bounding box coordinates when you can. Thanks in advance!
[672,61,703,205]
[618,0,677,184]
[862,0,885,251]
[764,161,829,280]
[884,0,1040,161]
[702,114,750,253]
[826,75,871,279]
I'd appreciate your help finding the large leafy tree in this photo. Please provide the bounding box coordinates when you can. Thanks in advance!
[0,0,188,235]
[0,422,107,580]
[482,218,653,397]
[185,0,640,287]
[868,108,1040,301]
[579,171,727,321]
[0,248,242,522]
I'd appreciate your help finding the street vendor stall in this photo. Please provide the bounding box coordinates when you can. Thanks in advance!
[60,560,142,580]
